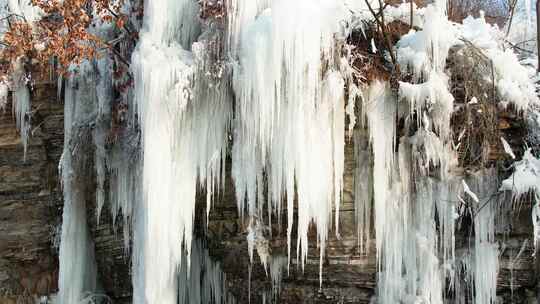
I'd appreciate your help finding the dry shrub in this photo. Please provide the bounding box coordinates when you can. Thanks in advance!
[447,39,527,169]
[0,0,140,77]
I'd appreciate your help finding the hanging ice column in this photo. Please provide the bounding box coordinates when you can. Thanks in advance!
[57,63,99,304]
[10,60,31,160]
[5,0,45,160]
[131,0,230,302]
[231,0,355,276]
[178,239,237,304]
[362,82,445,303]
[469,171,500,304]
[364,80,458,303]
[363,1,462,302]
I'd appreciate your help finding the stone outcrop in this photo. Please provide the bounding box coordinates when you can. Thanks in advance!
[0,77,63,303]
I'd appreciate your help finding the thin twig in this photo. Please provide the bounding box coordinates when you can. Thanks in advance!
[101,43,131,67]
[363,0,397,66]
[505,0,519,37]
[504,39,535,54]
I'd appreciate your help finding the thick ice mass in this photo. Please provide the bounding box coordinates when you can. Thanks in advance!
[51,0,540,302]
[130,0,232,302]
[57,64,100,304]
[501,149,540,199]
[231,0,354,276]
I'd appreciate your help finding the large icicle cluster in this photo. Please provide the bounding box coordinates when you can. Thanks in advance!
[230,0,358,276]
[45,0,540,302]
[354,0,539,302]
[367,2,461,300]
[361,79,460,303]
[131,0,230,302]
[56,8,126,303]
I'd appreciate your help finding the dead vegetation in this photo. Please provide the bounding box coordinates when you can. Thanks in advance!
[346,0,529,172]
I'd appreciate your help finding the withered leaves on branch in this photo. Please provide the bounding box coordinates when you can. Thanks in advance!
[0,0,133,76]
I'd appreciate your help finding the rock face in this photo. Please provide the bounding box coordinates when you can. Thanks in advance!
[0,78,539,304]
[0,77,63,303]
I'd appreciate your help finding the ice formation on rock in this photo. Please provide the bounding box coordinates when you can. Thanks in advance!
[57,63,100,304]
[11,60,31,160]
[247,218,271,272]
[468,170,500,304]
[354,130,372,254]
[178,239,236,304]
[131,0,230,302]
[269,255,287,299]
[230,0,356,277]
[501,148,540,199]
[46,0,540,302]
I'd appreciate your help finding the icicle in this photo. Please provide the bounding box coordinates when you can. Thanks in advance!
[354,129,372,254]
[469,170,500,304]
[231,0,351,281]
[435,178,459,287]
[11,59,31,160]
[500,148,540,199]
[247,218,270,272]
[367,78,461,303]
[363,81,404,303]
[398,73,454,140]
[108,140,140,251]
[500,137,516,159]
[143,0,200,49]
[3,1,46,161]
[409,128,457,178]
[178,239,236,304]
[131,0,230,301]
[413,178,444,304]
[365,81,396,260]
[533,203,540,255]
[226,0,270,56]
[57,65,99,304]
[269,255,287,300]
[93,54,113,224]
[131,16,197,304]
[0,81,8,111]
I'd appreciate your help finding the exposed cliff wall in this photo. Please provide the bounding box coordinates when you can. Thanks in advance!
[0,76,63,303]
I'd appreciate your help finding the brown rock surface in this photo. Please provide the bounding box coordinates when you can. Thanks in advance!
[0,78,63,302]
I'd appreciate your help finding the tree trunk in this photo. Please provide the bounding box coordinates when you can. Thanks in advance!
[410,0,414,29]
